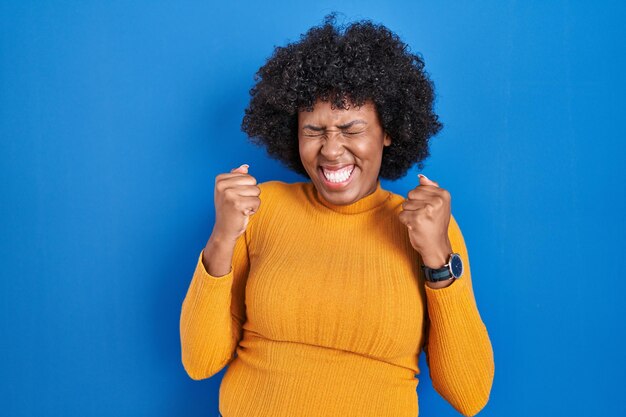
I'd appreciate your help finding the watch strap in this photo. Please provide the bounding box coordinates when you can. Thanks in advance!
[421,252,464,282]
[421,263,454,282]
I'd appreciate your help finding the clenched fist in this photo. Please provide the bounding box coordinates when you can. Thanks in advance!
[398,173,453,270]
[212,164,261,242]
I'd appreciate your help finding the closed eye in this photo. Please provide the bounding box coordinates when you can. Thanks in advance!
[302,131,363,137]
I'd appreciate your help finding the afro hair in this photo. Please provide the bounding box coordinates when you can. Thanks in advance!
[241,12,443,180]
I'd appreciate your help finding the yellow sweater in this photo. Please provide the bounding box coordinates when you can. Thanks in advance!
[180,179,494,417]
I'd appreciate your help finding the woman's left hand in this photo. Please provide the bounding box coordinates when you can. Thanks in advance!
[398,174,453,268]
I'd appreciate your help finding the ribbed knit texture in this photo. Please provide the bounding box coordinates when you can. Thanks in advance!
[180,180,494,417]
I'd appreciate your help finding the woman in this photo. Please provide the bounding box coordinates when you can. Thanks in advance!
[180,13,494,417]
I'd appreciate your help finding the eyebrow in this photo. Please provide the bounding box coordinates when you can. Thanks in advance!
[302,119,367,131]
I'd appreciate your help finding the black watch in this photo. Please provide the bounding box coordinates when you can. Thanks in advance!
[421,253,464,282]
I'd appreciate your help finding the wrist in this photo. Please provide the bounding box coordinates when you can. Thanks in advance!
[203,235,236,277]
[420,240,453,268]
[421,250,464,287]
[421,255,447,269]
[209,229,239,247]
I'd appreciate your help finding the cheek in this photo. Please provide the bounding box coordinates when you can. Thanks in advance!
[298,141,316,164]
[298,138,307,155]
[352,143,379,161]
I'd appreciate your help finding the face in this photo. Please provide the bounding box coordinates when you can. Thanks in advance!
[298,98,392,206]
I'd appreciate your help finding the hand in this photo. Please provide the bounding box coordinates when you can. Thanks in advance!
[212,164,261,243]
[398,174,453,269]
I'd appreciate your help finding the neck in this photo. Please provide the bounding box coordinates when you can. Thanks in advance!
[307,179,391,214]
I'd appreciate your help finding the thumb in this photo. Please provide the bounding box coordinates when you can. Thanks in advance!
[231,164,249,174]
[418,173,439,187]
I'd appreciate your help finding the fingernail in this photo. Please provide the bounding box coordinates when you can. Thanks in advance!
[418,173,428,179]
[241,164,249,169]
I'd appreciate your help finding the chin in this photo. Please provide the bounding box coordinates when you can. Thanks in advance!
[323,187,360,204]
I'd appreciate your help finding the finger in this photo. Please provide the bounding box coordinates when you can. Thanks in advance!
[418,173,439,188]
[397,211,414,230]
[231,164,250,174]
[220,173,258,187]
[216,170,256,184]
[238,196,261,215]
[401,199,428,211]
[407,187,439,200]
[227,184,261,197]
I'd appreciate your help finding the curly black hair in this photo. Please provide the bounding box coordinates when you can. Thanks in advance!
[241,12,443,180]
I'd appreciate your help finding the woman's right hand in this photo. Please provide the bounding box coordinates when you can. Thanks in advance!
[211,164,261,243]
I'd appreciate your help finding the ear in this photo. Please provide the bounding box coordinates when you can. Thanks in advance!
[383,132,392,146]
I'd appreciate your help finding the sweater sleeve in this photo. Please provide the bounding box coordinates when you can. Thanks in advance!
[179,226,251,380]
[422,214,495,416]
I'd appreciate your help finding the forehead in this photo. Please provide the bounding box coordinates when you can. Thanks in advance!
[298,98,378,123]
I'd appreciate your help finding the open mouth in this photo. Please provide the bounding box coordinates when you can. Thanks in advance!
[318,165,356,188]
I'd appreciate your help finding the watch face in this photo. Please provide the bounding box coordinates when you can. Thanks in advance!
[450,253,463,278]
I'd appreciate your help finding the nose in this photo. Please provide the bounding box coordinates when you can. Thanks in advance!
[320,132,345,160]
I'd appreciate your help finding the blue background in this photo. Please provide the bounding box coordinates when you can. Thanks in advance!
[1,1,624,416]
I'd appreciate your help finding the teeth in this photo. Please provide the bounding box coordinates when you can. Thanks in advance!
[322,165,354,183]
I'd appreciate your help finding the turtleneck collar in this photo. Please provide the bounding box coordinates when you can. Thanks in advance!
[306,179,391,215]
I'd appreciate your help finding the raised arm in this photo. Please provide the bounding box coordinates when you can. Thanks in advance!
[179,230,251,380]
[179,164,260,380]
[422,214,495,416]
